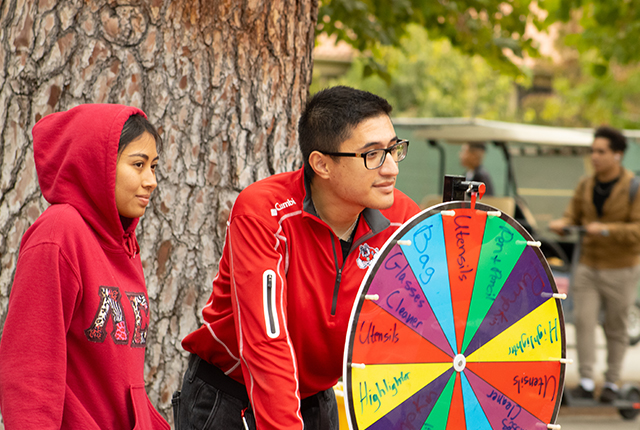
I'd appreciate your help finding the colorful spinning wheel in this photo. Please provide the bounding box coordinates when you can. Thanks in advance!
[343,201,566,430]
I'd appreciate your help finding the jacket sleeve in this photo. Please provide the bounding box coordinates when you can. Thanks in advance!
[227,214,304,430]
[561,178,586,226]
[0,243,80,429]
[606,185,640,246]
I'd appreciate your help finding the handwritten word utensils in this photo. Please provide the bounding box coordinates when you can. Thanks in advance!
[343,202,566,430]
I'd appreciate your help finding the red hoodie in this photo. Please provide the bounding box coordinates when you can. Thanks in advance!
[0,104,169,430]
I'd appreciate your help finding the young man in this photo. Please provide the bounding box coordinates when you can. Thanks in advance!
[549,126,640,403]
[173,86,421,430]
[459,142,494,196]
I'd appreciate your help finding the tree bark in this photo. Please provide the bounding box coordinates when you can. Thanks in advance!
[0,0,318,422]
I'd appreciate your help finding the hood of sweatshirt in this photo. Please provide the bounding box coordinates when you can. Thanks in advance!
[32,104,147,257]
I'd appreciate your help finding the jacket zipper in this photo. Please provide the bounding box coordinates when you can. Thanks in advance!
[330,236,344,316]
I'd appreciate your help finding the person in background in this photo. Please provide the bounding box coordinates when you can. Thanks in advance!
[172,86,421,430]
[459,141,495,195]
[549,125,640,403]
[0,104,169,429]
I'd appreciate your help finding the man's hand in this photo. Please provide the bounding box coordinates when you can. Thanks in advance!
[549,219,569,236]
[585,222,609,236]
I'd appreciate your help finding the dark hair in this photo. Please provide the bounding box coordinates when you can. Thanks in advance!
[118,114,162,155]
[298,86,393,179]
[594,125,627,153]
[467,142,487,151]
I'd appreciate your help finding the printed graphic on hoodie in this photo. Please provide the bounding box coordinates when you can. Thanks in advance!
[85,286,148,347]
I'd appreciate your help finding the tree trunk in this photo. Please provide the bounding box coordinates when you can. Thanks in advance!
[0,0,318,423]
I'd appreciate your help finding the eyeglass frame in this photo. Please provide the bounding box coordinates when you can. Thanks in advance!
[319,139,410,170]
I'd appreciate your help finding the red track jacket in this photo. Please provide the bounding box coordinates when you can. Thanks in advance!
[182,168,420,430]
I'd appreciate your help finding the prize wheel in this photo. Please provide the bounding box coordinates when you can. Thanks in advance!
[343,201,566,430]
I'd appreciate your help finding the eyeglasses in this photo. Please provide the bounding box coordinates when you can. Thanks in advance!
[320,140,409,170]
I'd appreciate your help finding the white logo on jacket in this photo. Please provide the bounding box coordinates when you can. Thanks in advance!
[356,243,379,269]
[270,198,296,216]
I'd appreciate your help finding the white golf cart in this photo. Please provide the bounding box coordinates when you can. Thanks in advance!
[392,117,640,347]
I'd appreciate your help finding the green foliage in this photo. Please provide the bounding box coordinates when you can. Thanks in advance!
[311,25,520,120]
[544,0,640,66]
[315,1,640,128]
[318,0,542,76]
[522,51,640,129]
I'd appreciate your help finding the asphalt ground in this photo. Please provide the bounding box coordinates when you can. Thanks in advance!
[557,323,640,429]
[557,412,638,430]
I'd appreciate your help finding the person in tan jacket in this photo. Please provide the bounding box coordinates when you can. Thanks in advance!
[550,126,640,403]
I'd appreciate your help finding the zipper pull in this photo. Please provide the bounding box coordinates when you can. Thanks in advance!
[331,268,342,315]
[241,407,250,430]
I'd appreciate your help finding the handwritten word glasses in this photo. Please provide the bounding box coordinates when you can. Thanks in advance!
[321,140,410,170]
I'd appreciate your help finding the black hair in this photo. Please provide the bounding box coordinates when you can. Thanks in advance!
[298,86,393,179]
[118,114,163,155]
[467,142,487,151]
[594,125,627,153]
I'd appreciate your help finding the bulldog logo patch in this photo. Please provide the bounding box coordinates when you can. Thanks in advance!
[356,243,379,269]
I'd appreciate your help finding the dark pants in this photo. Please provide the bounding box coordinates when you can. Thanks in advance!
[172,355,339,430]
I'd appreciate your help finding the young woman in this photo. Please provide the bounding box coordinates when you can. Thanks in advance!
[0,104,170,429]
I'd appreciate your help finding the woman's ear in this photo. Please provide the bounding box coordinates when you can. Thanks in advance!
[308,151,331,179]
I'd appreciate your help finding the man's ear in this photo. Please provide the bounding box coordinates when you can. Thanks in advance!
[308,151,331,179]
